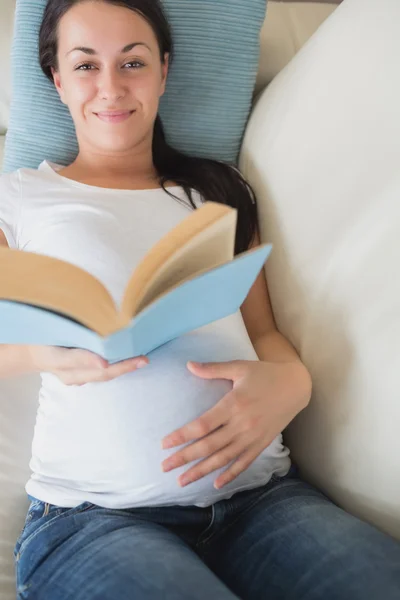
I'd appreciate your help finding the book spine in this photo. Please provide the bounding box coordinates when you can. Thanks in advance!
[103,328,136,363]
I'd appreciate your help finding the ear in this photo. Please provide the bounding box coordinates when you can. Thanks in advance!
[160,53,170,97]
[51,67,67,105]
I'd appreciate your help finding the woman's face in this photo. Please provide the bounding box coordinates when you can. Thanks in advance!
[52,1,169,154]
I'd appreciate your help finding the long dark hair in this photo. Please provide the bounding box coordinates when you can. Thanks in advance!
[39,0,258,254]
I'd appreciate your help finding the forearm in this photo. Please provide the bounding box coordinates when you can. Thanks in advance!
[253,328,312,403]
[253,328,302,363]
[0,344,37,378]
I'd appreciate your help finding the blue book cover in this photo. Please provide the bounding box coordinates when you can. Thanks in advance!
[0,244,272,363]
[0,202,272,363]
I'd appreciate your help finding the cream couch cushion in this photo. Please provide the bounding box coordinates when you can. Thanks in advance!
[0,136,4,168]
[256,1,337,94]
[0,0,15,135]
[0,375,40,600]
[240,0,400,540]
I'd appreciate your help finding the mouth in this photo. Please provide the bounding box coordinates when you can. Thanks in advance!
[94,110,135,124]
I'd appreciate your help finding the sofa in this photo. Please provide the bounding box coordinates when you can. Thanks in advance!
[4,0,400,597]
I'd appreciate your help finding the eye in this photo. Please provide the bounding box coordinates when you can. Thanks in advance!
[74,61,145,72]
[123,61,145,69]
[75,63,96,71]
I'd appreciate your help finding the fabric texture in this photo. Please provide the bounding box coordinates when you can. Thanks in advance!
[239,0,400,540]
[2,0,267,173]
[15,470,400,599]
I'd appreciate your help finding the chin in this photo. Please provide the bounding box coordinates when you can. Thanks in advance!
[95,138,140,154]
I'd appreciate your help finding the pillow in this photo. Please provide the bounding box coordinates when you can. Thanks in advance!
[240,0,400,540]
[2,0,267,173]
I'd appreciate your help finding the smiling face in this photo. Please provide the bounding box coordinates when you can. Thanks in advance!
[52,1,169,155]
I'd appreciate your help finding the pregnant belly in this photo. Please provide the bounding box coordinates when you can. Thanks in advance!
[31,314,289,507]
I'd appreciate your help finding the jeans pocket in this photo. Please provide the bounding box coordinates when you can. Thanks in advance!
[15,501,95,561]
[14,500,47,558]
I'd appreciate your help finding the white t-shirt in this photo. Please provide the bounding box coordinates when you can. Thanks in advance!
[0,160,290,508]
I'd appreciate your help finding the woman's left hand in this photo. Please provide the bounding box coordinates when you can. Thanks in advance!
[161,359,311,490]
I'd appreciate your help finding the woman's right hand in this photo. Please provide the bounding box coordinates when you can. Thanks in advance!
[27,345,149,386]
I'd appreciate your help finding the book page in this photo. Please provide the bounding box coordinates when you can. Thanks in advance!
[0,248,121,336]
[120,203,236,319]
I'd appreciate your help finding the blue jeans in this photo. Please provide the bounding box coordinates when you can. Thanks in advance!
[14,467,400,599]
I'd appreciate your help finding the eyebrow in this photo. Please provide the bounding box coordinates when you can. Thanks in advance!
[66,42,152,57]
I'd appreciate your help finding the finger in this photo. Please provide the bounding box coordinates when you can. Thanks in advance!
[162,393,234,449]
[55,364,111,385]
[101,356,149,380]
[162,423,235,472]
[56,357,149,386]
[213,443,263,490]
[59,350,148,372]
[178,439,244,487]
[54,369,93,386]
[187,360,247,381]
[55,348,108,370]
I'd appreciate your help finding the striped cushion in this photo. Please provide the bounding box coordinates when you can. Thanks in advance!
[2,0,267,173]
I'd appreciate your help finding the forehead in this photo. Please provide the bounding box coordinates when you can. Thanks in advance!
[58,1,157,50]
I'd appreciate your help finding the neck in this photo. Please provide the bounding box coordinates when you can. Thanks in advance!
[69,136,159,184]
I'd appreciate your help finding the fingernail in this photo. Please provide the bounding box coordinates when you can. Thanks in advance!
[137,359,148,369]
[188,361,202,367]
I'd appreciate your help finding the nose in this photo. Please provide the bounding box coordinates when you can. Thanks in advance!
[97,67,126,102]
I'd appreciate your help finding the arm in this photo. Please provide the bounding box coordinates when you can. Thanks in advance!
[0,344,37,379]
[0,231,37,378]
[160,231,312,486]
[240,231,312,398]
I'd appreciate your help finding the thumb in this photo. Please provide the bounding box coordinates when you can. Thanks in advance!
[187,360,245,381]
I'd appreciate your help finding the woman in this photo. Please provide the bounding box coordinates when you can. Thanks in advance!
[2,0,399,598]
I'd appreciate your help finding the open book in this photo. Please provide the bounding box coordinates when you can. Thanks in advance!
[0,202,272,363]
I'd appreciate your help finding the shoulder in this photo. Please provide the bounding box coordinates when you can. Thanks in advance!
[0,161,53,195]
[0,169,21,195]
[0,170,22,249]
